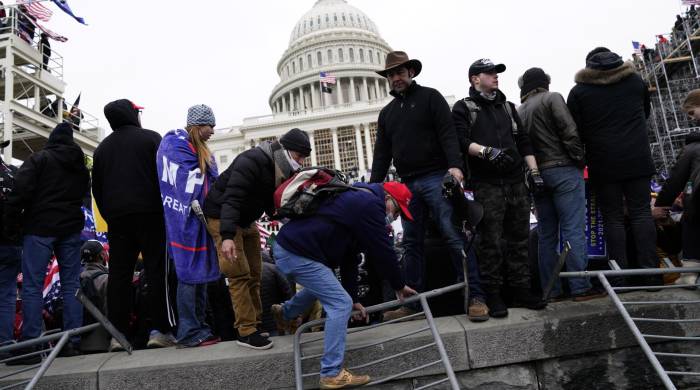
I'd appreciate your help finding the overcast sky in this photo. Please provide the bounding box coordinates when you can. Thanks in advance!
[45,0,685,134]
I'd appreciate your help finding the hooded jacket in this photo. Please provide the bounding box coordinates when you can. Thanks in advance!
[518,89,584,170]
[204,140,294,240]
[370,82,462,182]
[452,87,534,184]
[567,61,655,183]
[4,123,89,237]
[276,183,405,301]
[656,132,700,222]
[92,99,163,222]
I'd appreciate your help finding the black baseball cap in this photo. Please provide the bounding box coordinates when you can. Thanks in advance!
[469,58,506,78]
[81,240,104,261]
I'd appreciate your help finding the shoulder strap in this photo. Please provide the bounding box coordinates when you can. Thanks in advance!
[461,97,481,141]
[503,102,519,136]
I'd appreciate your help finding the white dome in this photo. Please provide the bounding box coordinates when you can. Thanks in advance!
[289,0,380,45]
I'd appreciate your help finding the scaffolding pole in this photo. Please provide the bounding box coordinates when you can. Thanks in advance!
[658,38,682,131]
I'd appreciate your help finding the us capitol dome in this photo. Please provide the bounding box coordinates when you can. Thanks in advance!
[208,0,397,178]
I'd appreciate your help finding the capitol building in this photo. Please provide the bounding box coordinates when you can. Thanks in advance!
[209,0,412,178]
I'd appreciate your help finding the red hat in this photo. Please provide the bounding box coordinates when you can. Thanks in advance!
[382,181,413,221]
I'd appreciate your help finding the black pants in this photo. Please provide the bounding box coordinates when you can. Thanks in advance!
[683,216,700,259]
[107,213,173,336]
[595,177,657,269]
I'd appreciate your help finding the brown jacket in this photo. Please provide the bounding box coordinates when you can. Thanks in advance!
[518,89,584,170]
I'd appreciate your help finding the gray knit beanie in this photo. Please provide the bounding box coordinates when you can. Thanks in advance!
[186,104,216,127]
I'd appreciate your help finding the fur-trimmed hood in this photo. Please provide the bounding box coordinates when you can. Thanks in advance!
[574,61,637,86]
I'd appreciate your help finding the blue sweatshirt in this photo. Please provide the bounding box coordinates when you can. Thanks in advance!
[276,183,405,301]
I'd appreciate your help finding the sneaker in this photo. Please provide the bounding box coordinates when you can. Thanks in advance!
[271,304,295,336]
[572,287,607,302]
[319,368,370,389]
[237,331,273,350]
[57,342,81,358]
[382,306,422,322]
[109,338,125,352]
[178,334,221,348]
[5,346,42,366]
[467,297,489,322]
[485,292,508,318]
[510,288,547,310]
[147,330,177,348]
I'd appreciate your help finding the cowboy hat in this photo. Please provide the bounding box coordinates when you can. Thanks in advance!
[376,51,422,78]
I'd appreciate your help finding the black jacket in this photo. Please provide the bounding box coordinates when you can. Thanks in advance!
[567,61,655,183]
[452,88,534,184]
[656,132,700,222]
[5,123,89,237]
[0,162,18,245]
[518,89,584,170]
[93,99,163,222]
[204,146,276,240]
[260,262,293,333]
[370,82,462,182]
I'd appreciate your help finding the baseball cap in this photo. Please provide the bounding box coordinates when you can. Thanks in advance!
[382,181,414,221]
[468,58,506,78]
[81,240,104,261]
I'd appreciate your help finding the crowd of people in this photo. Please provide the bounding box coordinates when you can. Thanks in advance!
[0,44,696,389]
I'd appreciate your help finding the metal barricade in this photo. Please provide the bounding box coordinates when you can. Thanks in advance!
[293,282,466,390]
[560,264,700,390]
[0,290,132,390]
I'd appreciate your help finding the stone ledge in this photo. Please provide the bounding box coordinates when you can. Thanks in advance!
[0,289,696,389]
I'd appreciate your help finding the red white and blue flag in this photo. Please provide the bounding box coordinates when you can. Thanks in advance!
[320,72,336,84]
[18,0,53,22]
[42,258,61,316]
[632,41,642,55]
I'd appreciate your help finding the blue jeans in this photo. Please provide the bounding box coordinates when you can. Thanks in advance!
[176,281,213,346]
[402,172,483,299]
[21,234,83,344]
[274,242,352,378]
[534,166,591,296]
[0,246,20,344]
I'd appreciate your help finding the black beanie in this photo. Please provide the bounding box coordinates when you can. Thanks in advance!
[519,67,550,99]
[586,50,623,71]
[47,122,74,145]
[586,47,611,62]
[280,128,311,157]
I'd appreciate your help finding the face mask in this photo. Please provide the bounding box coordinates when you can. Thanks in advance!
[286,150,301,171]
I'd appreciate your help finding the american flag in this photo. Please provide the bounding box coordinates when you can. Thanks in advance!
[682,0,700,5]
[18,0,53,22]
[632,41,642,55]
[42,258,62,316]
[36,23,68,42]
[320,72,336,84]
[256,222,272,250]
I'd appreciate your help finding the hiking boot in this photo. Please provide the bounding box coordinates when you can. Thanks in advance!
[237,330,273,350]
[510,288,547,310]
[382,306,423,322]
[271,304,295,335]
[467,297,489,322]
[147,330,177,348]
[57,342,81,358]
[319,368,370,389]
[572,287,607,302]
[485,292,508,318]
[5,346,42,366]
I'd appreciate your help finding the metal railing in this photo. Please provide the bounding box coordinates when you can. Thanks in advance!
[560,262,700,390]
[0,290,132,390]
[0,6,64,78]
[293,282,466,390]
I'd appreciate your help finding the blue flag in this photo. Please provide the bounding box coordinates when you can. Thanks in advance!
[51,0,86,25]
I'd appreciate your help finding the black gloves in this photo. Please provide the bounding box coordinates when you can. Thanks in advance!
[527,169,545,194]
[482,147,515,171]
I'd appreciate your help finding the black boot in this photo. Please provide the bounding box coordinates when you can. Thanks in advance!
[5,346,42,366]
[511,287,547,310]
[485,291,508,318]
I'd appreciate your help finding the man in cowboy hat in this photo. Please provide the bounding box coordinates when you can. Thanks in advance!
[370,51,488,322]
